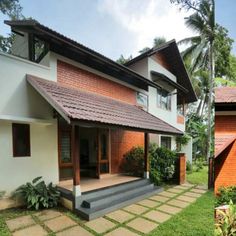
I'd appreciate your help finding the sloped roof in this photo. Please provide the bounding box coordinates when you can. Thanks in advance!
[215,134,236,158]
[125,40,197,104]
[27,75,183,135]
[5,20,160,91]
[215,87,236,103]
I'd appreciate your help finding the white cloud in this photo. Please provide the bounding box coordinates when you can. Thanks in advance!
[98,0,195,57]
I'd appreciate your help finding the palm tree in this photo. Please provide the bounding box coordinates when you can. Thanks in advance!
[139,37,167,54]
[178,0,215,159]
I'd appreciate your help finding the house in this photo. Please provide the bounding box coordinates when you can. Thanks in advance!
[0,20,197,219]
[215,87,236,193]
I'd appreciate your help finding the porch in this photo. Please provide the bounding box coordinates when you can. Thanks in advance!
[58,174,140,193]
[27,75,183,219]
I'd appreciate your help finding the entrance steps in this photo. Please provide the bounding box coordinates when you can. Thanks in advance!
[75,179,163,220]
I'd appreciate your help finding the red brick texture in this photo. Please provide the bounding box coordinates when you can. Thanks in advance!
[56,60,144,174]
[215,116,236,133]
[215,115,236,192]
[110,129,144,174]
[57,60,136,105]
[177,115,185,124]
[153,52,171,72]
[215,141,236,193]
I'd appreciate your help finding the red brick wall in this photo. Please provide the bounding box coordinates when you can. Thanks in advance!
[177,115,185,124]
[215,141,236,193]
[215,116,236,133]
[57,60,144,174]
[154,52,171,72]
[57,60,136,105]
[110,129,144,174]
[215,115,236,192]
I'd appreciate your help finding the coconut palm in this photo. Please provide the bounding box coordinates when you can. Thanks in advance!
[178,0,215,159]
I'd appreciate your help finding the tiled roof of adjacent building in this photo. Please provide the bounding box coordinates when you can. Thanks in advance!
[27,75,183,135]
[215,87,236,103]
[215,134,236,158]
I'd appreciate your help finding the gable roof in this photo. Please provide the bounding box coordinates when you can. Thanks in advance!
[27,74,183,135]
[125,40,197,104]
[215,87,236,103]
[5,20,159,91]
[215,134,236,158]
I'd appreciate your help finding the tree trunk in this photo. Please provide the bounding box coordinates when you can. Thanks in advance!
[206,42,215,160]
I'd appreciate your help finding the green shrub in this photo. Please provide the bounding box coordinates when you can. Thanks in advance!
[215,201,236,236]
[186,160,192,172]
[216,186,236,207]
[122,146,144,177]
[0,191,5,199]
[150,147,177,184]
[195,159,204,172]
[14,177,60,210]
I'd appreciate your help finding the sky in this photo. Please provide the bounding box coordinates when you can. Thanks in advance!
[0,0,235,60]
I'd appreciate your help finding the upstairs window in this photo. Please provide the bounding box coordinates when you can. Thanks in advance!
[157,88,171,111]
[137,92,148,109]
[29,35,49,63]
[177,104,185,116]
[161,136,171,150]
[12,123,31,157]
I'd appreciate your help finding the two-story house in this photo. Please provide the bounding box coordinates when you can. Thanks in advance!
[0,20,196,219]
[125,41,196,154]
[215,87,236,193]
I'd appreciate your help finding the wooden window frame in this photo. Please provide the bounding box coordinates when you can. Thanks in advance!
[58,123,73,168]
[12,123,31,157]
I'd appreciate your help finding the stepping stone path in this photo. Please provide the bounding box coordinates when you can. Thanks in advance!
[4,183,207,236]
[127,217,158,234]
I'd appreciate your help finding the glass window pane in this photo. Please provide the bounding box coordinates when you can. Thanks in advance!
[12,123,30,157]
[161,136,171,150]
[137,92,148,107]
[60,132,72,163]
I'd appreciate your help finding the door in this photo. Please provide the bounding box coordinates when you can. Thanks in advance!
[97,129,110,177]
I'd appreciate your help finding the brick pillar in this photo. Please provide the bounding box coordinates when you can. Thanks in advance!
[177,153,186,184]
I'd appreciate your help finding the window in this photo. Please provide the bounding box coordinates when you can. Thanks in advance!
[137,92,148,108]
[161,136,171,150]
[157,88,171,110]
[177,104,184,116]
[12,123,30,157]
[60,130,72,164]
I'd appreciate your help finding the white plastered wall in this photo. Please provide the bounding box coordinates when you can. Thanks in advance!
[0,121,58,195]
[0,52,59,196]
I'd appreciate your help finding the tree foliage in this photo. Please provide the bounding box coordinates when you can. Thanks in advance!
[214,24,234,78]
[0,0,24,53]
[116,54,132,64]
[139,37,167,54]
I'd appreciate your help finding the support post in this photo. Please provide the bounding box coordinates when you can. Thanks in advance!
[72,125,81,207]
[144,133,150,179]
[177,153,186,184]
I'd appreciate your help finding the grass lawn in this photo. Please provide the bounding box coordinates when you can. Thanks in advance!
[149,191,214,236]
[187,165,208,185]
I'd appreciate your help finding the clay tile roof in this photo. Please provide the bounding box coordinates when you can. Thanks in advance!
[215,87,236,103]
[27,75,183,135]
[215,134,236,158]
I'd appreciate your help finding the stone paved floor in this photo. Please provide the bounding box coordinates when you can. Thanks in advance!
[5,184,206,236]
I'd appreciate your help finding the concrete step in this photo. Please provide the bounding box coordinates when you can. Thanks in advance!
[75,180,163,220]
[82,183,155,209]
[81,179,150,200]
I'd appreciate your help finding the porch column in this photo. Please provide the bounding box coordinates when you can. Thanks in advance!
[144,132,150,179]
[72,125,81,201]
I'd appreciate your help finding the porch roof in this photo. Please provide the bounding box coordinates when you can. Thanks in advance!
[215,134,236,158]
[27,75,183,135]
